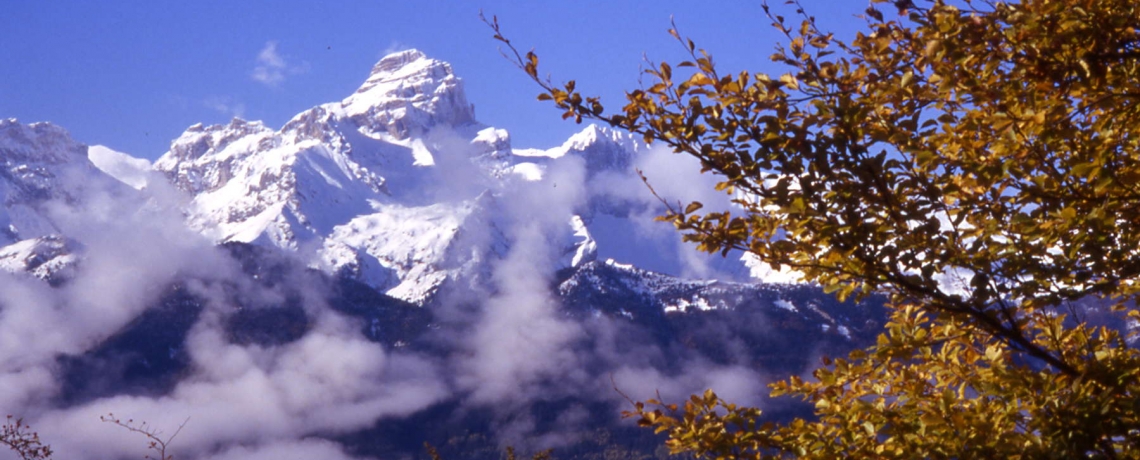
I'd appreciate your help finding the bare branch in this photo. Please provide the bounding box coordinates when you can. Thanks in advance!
[101,413,189,460]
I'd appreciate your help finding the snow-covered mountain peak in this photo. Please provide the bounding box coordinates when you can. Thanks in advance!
[0,119,115,204]
[366,49,431,78]
[555,124,645,175]
[163,119,273,162]
[560,124,642,154]
[0,120,139,246]
[340,49,475,138]
[153,119,279,195]
[0,119,88,165]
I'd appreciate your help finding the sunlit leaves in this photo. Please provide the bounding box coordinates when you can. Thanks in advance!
[488,0,1140,457]
[628,306,1140,458]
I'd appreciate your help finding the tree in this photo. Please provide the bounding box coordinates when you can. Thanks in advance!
[487,0,1140,457]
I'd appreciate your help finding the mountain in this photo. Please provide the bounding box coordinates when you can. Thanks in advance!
[0,51,889,460]
[142,48,742,306]
[0,119,133,247]
[146,50,525,304]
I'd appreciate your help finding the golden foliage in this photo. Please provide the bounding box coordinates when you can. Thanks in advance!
[488,0,1140,457]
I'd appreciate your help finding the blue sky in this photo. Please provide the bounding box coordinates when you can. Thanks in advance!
[1,1,867,160]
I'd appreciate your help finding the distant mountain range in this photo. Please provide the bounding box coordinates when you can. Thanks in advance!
[0,50,885,460]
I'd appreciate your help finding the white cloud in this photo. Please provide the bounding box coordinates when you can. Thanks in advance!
[459,155,589,405]
[204,439,364,460]
[251,41,286,86]
[251,41,309,87]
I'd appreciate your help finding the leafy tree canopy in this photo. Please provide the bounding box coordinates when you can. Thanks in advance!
[489,0,1140,457]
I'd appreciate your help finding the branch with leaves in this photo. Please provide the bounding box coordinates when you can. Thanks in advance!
[487,0,1140,457]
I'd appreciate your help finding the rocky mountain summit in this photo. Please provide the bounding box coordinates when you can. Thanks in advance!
[136,48,731,306]
[0,119,131,246]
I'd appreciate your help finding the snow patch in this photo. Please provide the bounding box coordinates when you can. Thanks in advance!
[507,163,544,181]
[88,145,152,190]
[774,299,797,312]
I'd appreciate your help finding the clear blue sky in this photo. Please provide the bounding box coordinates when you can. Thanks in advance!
[0,1,867,160]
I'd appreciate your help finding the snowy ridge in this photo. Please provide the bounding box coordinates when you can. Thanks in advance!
[0,235,79,282]
[560,258,739,313]
[0,121,144,284]
[556,123,644,173]
[0,119,131,246]
[506,124,644,181]
[558,258,879,341]
[154,118,386,249]
[88,145,153,190]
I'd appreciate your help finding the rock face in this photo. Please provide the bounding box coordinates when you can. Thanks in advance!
[0,235,80,283]
[0,120,139,283]
[342,49,476,138]
[0,119,127,246]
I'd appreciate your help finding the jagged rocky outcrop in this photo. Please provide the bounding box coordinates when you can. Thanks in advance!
[341,49,477,138]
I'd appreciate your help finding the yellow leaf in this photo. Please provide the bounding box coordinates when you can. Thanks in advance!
[779,74,800,90]
[686,73,714,87]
